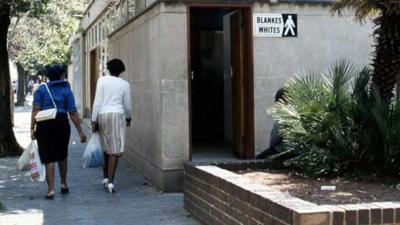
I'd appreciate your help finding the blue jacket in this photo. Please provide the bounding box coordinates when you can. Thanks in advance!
[33,80,77,114]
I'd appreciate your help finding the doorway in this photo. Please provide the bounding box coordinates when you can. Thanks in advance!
[90,49,98,109]
[189,6,254,161]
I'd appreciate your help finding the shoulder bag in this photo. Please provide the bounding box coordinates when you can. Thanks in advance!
[35,83,57,122]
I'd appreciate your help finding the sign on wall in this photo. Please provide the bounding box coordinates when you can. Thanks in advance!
[253,14,297,38]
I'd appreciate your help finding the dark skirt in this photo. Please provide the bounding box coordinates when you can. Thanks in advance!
[36,113,71,164]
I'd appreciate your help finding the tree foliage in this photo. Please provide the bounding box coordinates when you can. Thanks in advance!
[270,61,400,178]
[0,0,88,157]
[331,0,400,99]
[0,0,50,157]
[10,0,49,17]
[8,0,88,75]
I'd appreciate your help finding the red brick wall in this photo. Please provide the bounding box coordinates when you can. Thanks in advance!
[184,162,400,225]
[184,163,294,225]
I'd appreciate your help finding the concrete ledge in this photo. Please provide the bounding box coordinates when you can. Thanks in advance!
[184,161,400,225]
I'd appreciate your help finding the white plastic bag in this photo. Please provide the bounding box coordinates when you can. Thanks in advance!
[16,142,32,171]
[30,141,46,182]
[82,133,104,168]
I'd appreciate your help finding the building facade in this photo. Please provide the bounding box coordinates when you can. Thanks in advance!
[71,0,373,192]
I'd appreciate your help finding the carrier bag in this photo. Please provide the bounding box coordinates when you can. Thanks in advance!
[30,141,46,182]
[82,133,104,168]
[16,142,32,171]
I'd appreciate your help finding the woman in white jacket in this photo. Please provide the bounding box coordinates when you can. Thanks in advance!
[91,59,132,193]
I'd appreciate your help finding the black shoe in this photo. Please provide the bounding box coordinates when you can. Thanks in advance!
[45,192,55,200]
[61,187,69,194]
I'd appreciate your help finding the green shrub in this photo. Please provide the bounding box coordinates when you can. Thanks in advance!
[269,60,400,178]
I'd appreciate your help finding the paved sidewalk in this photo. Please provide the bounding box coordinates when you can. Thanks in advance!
[0,100,199,225]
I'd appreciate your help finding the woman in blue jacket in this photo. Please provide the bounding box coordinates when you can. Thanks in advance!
[31,64,87,199]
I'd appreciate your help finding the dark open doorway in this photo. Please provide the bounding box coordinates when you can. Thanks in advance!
[90,49,98,109]
[189,6,254,161]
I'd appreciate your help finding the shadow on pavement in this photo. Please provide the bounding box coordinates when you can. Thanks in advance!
[0,99,199,225]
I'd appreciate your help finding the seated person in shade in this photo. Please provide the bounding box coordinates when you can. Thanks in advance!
[256,88,286,159]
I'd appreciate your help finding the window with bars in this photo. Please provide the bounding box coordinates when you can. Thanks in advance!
[128,0,135,19]
[85,0,137,49]
[91,28,94,47]
[99,22,102,43]
[95,25,98,45]
[102,19,106,40]
[116,0,127,28]
[100,44,108,76]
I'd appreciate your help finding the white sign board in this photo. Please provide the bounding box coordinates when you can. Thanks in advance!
[253,14,297,38]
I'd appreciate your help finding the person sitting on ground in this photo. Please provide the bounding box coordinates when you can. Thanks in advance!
[256,88,287,159]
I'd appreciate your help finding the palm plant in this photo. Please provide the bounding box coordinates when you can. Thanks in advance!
[270,61,400,178]
[332,0,400,99]
[270,61,360,176]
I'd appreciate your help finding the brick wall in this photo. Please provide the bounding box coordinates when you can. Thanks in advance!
[184,163,299,225]
[184,161,400,225]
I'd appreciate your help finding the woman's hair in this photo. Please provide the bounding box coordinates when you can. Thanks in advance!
[44,64,66,81]
[107,59,125,76]
[275,87,287,103]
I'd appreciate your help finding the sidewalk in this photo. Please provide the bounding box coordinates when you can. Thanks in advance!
[0,98,199,225]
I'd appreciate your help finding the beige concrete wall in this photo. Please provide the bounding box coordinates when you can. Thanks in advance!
[252,3,373,154]
[69,36,85,116]
[108,2,188,191]
[107,1,373,190]
[135,0,154,13]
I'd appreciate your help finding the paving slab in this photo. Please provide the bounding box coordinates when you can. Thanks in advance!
[0,103,200,225]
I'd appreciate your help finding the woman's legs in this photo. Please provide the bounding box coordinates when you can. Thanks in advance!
[45,163,55,195]
[103,152,109,179]
[58,158,68,188]
[98,113,124,191]
[108,155,119,184]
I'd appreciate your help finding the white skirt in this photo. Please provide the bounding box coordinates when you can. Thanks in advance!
[98,112,125,155]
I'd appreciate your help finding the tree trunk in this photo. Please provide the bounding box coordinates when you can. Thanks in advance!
[15,63,25,106]
[0,0,22,157]
[25,73,29,96]
[371,8,400,99]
